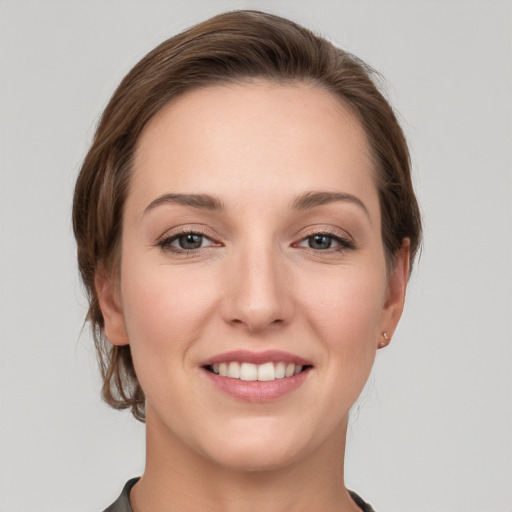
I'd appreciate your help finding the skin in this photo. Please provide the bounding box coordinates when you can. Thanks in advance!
[96,81,409,512]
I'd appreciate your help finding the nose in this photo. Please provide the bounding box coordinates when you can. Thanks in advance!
[221,242,294,333]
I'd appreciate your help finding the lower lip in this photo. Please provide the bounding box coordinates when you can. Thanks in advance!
[202,368,311,402]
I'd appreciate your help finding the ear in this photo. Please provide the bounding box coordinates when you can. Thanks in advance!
[95,268,129,346]
[379,239,410,345]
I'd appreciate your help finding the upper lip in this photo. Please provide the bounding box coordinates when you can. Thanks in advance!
[200,350,312,367]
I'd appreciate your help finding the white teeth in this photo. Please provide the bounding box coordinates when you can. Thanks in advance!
[285,363,295,377]
[257,362,275,381]
[211,361,305,381]
[275,362,286,379]
[227,361,240,379]
[240,362,258,381]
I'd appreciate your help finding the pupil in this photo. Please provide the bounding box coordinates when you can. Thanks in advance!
[179,234,202,249]
[309,235,332,249]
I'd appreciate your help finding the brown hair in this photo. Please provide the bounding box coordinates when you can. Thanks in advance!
[73,10,422,421]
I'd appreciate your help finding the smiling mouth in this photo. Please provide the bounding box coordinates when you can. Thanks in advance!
[204,361,311,382]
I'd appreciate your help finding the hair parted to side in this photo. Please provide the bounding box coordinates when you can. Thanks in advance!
[73,10,422,422]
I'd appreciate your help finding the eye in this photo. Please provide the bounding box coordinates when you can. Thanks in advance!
[158,231,218,252]
[174,233,207,250]
[296,232,354,251]
[308,234,335,250]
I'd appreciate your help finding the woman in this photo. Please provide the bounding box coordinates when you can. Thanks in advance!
[73,10,421,512]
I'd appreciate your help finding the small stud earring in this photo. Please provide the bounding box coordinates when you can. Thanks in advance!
[378,331,390,349]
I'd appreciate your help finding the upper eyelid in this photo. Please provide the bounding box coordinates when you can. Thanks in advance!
[166,232,214,243]
[157,225,219,243]
[299,232,346,242]
[295,233,353,248]
[156,231,220,254]
[295,226,354,241]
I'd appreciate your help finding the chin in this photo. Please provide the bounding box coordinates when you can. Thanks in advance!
[205,440,304,473]
[195,418,322,473]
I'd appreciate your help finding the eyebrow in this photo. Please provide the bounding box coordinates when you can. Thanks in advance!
[143,190,369,218]
[291,191,370,218]
[144,193,225,214]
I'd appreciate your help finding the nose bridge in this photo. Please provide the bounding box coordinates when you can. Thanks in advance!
[224,235,291,332]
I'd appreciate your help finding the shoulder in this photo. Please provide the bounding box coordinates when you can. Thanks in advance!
[100,479,374,512]
[349,490,376,512]
[102,478,140,512]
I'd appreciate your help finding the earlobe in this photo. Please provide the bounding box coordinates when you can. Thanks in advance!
[95,268,129,346]
[379,239,410,345]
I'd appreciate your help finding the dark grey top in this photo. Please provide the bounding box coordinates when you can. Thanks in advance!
[103,477,376,512]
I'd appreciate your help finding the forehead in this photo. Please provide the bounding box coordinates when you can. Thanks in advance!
[130,81,377,212]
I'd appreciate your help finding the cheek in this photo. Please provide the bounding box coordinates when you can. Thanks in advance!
[297,264,387,389]
[301,266,386,338]
[119,259,220,367]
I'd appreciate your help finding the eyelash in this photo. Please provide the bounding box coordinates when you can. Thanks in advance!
[156,229,355,255]
[294,230,355,252]
[157,229,220,254]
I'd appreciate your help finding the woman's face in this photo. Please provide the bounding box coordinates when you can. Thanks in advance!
[98,81,408,471]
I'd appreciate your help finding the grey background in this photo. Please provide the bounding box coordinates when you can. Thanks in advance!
[1,1,511,511]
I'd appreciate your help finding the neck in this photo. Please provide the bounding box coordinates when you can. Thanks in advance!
[130,410,360,512]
